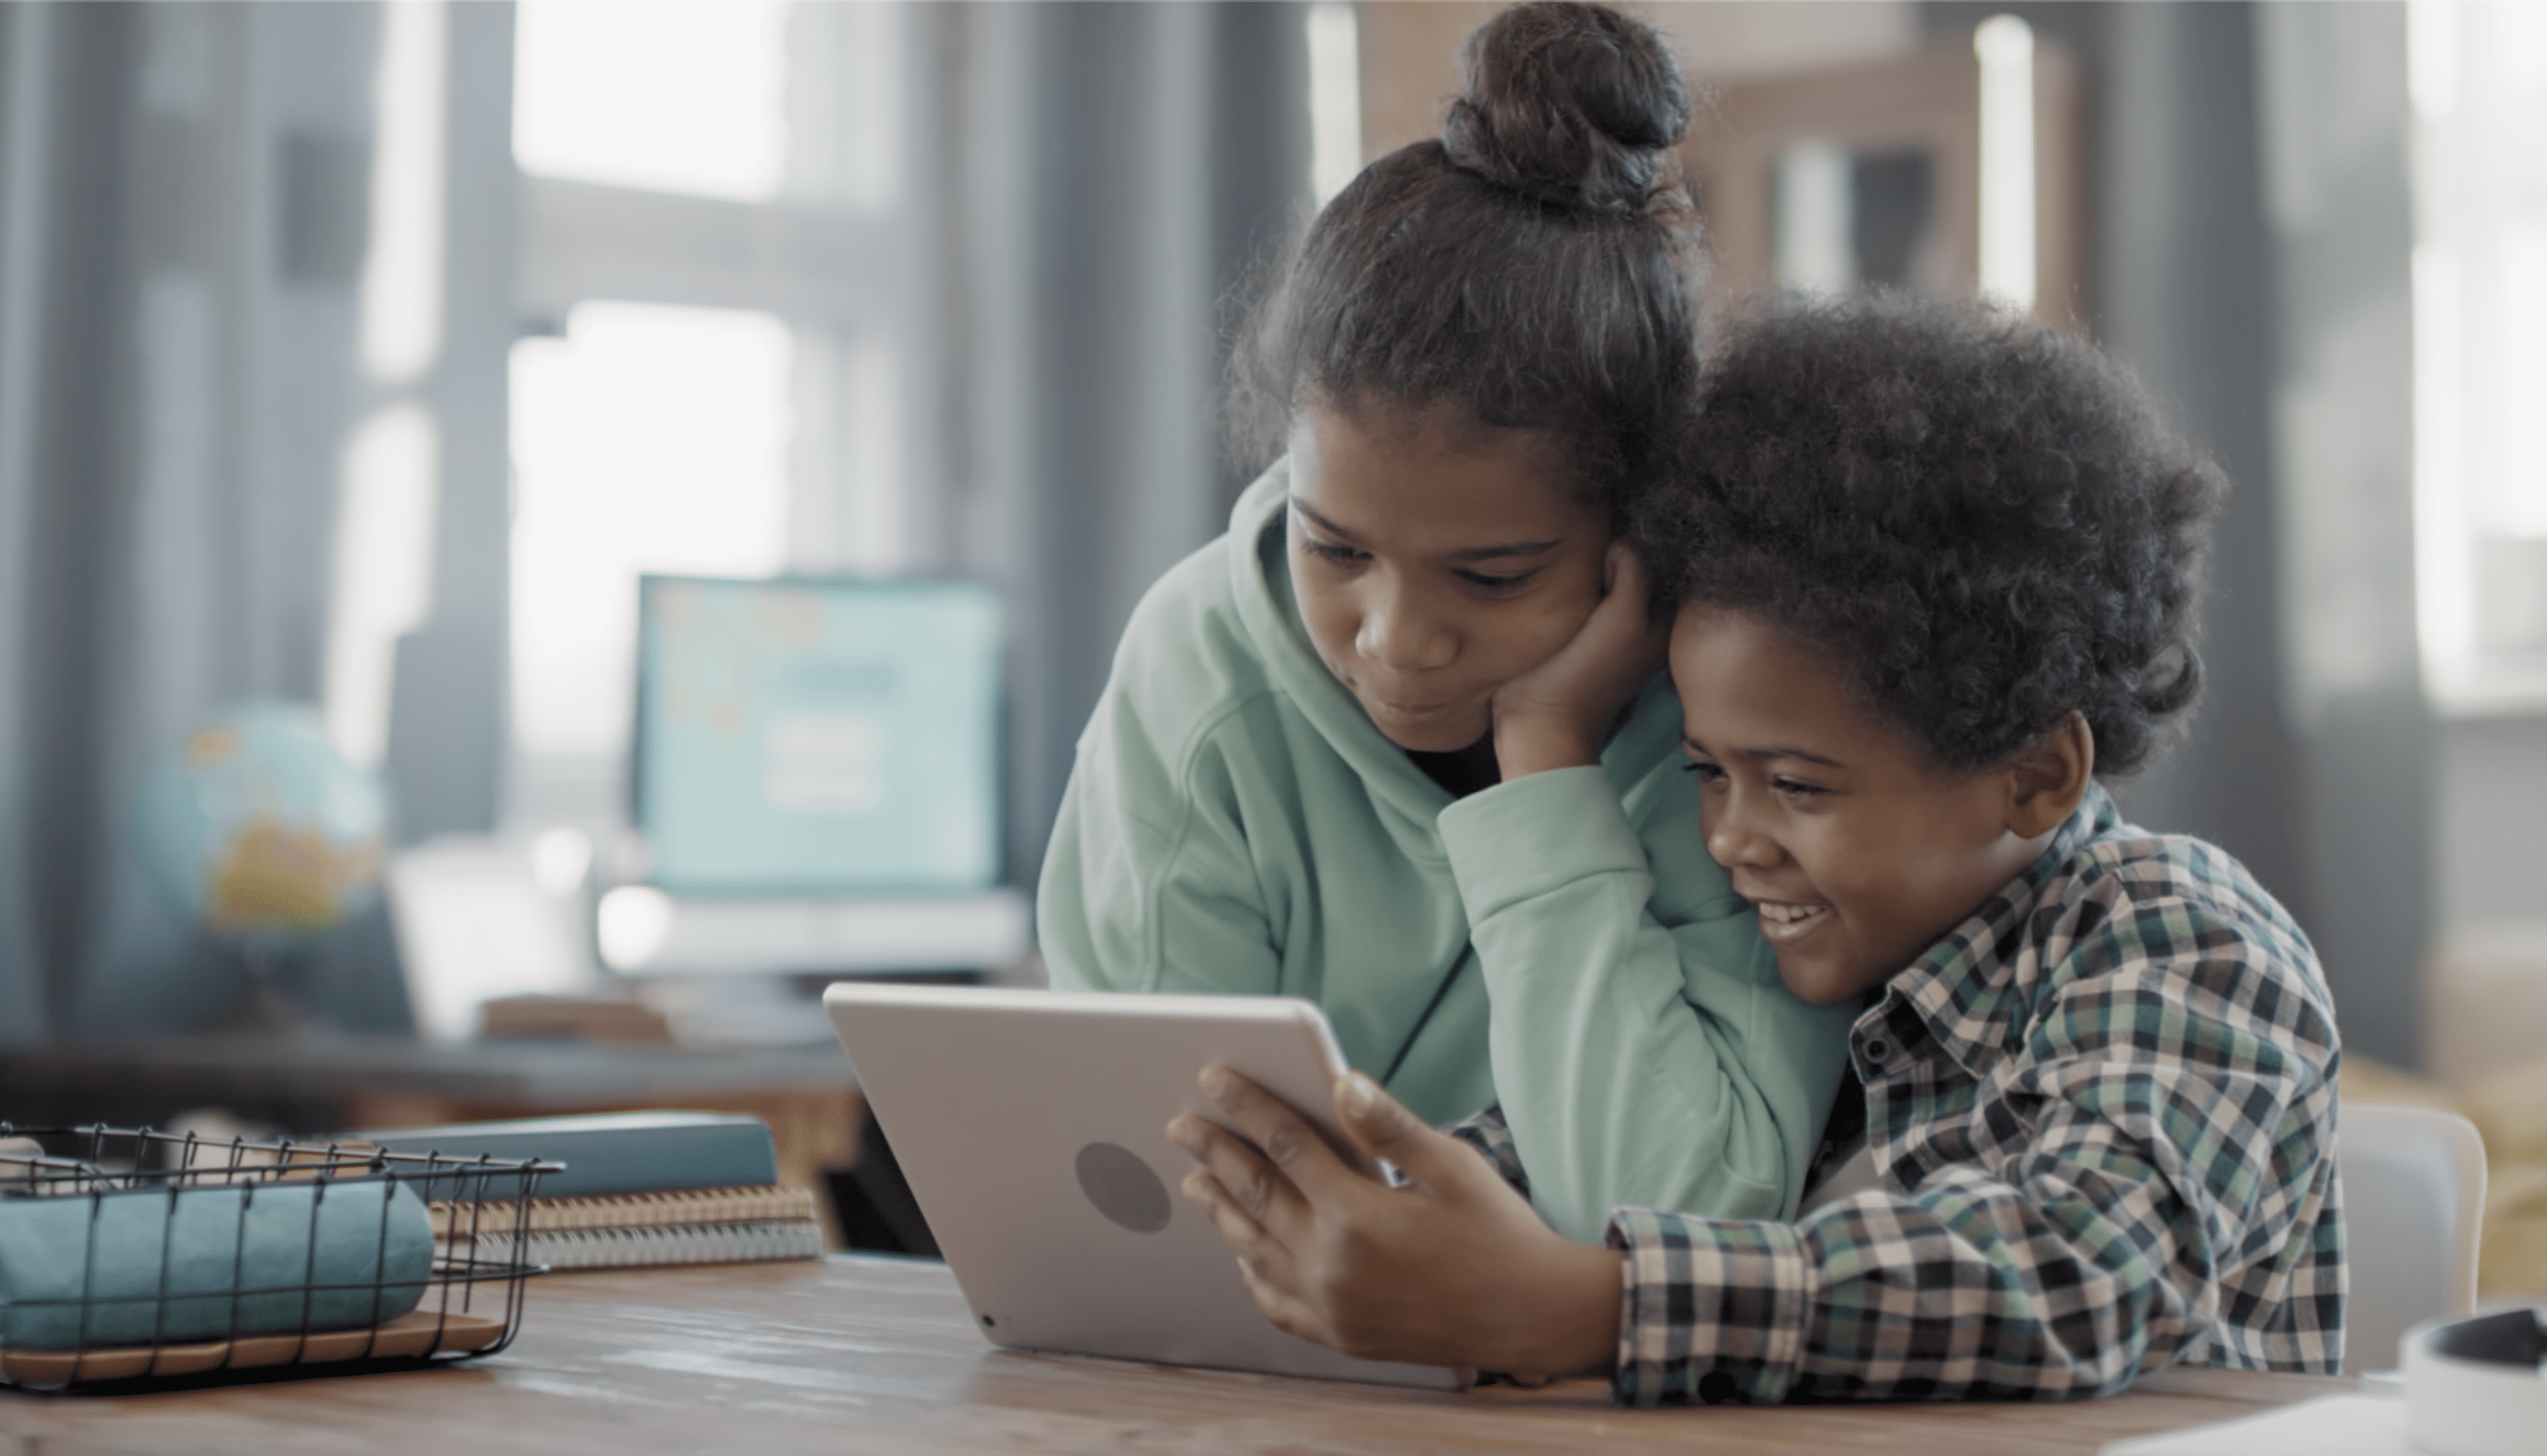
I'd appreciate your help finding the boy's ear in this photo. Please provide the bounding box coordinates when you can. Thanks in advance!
[2004,711,2094,839]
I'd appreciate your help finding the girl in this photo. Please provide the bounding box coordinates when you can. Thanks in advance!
[1037,2,1853,1241]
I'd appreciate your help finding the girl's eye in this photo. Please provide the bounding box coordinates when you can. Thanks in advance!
[1770,776,1828,800]
[1302,539,1365,565]
[1680,761,1727,786]
[1455,569,1532,594]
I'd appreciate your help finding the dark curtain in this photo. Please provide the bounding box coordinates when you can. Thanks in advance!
[912,2,1312,889]
[0,3,414,1042]
[1921,1,2427,1067]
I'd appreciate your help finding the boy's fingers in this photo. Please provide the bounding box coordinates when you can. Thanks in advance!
[1168,1112,1302,1230]
[1333,1072,1475,1193]
[1197,1066,1356,1203]
[1234,1252,1333,1350]
[1180,1167,1296,1288]
[1178,1166,1249,1239]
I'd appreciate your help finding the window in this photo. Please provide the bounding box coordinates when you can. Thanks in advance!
[2413,0,2547,711]
[513,0,791,202]
[510,302,794,758]
[506,0,910,829]
[1306,2,1362,209]
[326,0,448,770]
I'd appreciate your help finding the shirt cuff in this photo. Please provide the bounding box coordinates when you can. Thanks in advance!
[1435,765,1644,923]
[1443,1103,1530,1196]
[1605,1210,1812,1407]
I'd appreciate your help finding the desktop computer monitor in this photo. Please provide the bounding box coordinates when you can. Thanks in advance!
[632,574,1004,897]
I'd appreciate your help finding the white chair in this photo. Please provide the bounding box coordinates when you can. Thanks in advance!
[2338,1101,2489,1374]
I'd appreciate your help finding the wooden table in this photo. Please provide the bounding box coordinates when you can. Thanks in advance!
[0,1256,2354,1455]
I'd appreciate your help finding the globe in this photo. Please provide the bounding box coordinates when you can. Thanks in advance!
[136,701,389,938]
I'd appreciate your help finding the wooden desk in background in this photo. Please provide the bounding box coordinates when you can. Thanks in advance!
[0,1257,2352,1456]
[0,1037,864,1244]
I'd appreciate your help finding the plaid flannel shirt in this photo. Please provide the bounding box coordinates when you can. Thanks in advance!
[1453,783,2345,1405]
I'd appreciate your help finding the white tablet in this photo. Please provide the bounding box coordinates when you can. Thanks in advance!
[821,983,1466,1390]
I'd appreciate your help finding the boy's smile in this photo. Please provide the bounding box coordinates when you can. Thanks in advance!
[1668,605,2086,1006]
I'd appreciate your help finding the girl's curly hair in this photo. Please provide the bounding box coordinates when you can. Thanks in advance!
[1638,292,2223,777]
[1225,1,1706,520]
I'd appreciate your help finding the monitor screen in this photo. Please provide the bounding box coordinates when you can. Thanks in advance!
[633,575,1002,894]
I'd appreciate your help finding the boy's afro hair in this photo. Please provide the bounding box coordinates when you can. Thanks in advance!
[1638,292,2223,777]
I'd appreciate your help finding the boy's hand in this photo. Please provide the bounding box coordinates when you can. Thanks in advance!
[1489,542,1667,778]
[1166,1067,1622,1380]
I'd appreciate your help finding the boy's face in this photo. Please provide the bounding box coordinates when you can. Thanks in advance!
[1670,605,2063,1006]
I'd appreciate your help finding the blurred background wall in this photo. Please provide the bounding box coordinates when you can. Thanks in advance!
[0,0,2541,1078]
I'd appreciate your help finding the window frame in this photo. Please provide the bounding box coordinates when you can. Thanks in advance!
[503,0,927,822]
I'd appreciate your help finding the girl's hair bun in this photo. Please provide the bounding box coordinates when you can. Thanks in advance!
[1441,1,1692,215]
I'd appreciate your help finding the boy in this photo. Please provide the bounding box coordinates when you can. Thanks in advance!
[1165,293,2345,1404]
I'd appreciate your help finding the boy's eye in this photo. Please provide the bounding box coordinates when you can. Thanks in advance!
[1680,760,1727,786]
[1302,538,1366,566]
[1770,776,1828,800]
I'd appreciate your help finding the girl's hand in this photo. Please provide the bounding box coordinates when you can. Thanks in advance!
[1166,1067,1622,1380]
[1489,541,1668,778]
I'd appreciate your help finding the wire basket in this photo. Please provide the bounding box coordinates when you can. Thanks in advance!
[0,1122,559,1391]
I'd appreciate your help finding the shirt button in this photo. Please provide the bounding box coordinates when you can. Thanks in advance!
[1861,1037,1893,1065]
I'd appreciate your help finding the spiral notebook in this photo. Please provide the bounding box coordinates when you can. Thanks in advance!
[433,1184,826,1272]
[443,1221,826,1271]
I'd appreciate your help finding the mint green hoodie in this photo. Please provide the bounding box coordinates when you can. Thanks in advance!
[1038,464,1855,1242]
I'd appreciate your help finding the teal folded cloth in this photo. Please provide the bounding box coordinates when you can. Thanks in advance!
[0,1178,431,1350]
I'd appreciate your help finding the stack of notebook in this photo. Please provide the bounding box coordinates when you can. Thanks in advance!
[356,1112,826,1271]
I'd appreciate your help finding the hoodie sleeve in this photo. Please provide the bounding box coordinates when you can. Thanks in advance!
[1038,691,1281,999]
[1435,754,1858,1246]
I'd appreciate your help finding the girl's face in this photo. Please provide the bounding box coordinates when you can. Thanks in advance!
[1286,402,1610,754]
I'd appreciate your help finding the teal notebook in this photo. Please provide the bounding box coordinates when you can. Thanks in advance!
[352,1112,779,1199]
